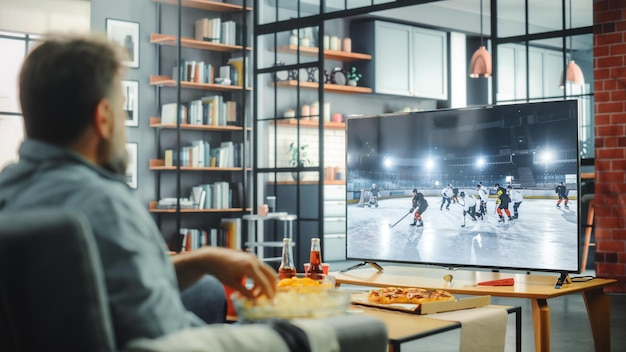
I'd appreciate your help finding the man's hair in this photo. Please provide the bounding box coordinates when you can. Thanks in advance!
[19,34,125,146]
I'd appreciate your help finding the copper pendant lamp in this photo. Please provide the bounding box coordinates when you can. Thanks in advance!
[559,0,585,88]
[469,0,492,78]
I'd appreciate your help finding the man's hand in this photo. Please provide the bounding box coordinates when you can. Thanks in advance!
[172,247,278,300]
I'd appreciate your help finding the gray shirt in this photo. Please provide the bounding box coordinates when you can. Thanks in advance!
[0,139,203,348]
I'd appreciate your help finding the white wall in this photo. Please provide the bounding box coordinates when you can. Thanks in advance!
[0,0,90,34]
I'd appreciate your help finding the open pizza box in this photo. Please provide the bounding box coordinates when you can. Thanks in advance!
[351,292,491,315]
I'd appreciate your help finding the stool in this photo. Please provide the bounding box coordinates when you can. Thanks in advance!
[581,194,595,272]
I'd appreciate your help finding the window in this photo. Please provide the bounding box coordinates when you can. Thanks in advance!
[0,31,39,171]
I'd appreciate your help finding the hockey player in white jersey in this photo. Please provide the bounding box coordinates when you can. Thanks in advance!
[476,183,489,219]
[508,185,523,219]
[460,191,477,221]
[440,184,453,210]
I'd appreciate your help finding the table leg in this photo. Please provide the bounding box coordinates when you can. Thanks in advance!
[583,287,611,352]
[388,341,399,352]
[531,298,550,352]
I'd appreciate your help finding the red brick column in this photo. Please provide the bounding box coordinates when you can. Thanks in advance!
[593,0,626,292]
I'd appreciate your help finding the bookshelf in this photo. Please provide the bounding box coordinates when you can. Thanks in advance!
[150,0,251,252]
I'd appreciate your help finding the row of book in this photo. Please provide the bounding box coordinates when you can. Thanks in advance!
[172,60,216,85]
[179,218,242,251]
[195,18,238,46]
[163,140,245,168]
[161,97,237,127]
[156,181,236,210]
[195,181,233,210]
[172,58,244,87]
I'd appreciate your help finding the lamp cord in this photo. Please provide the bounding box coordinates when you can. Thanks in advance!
[569,0,573,57]
[479,0,484,46]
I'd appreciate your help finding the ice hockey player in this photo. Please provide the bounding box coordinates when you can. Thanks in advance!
[440,184,453,210]
[451,186,460,204]
[476,183,489,219]
[507,185,523,219]
[368,183,380,208]
[555,181,569,209]
[410,188,429,227]
[460,191,477,221]
[495,183,513,222]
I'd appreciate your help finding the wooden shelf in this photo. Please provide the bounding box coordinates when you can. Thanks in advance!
[150,75,251,92]
[270,80,372,94]
[273,119,345,130]
[149,117,248,131]
[149,159,249,171]
[150,33,251,52]
[273,45,371,62]
[149,201,247,213]
[270,180,346,185]
[150,0,251,12]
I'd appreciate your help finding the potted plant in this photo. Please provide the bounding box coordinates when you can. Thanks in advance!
[346,67,362,87]
[288,142,311,181]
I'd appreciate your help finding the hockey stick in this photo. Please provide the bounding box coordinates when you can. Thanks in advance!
[389,211,411,228]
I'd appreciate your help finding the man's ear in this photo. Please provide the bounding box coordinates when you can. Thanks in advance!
[94,98,113,139]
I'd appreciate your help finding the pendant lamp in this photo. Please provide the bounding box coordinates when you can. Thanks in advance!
[559,0,585,88]
[469,0,492,78]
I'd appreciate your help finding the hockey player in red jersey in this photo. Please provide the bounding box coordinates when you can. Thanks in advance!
[495,183,513,223]
[410,188,429,227]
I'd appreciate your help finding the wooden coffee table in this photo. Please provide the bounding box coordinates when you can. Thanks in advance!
[333,265,617,352]
[351,304,521,352]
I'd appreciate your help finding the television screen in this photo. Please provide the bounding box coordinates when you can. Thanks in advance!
[346,100,580,273]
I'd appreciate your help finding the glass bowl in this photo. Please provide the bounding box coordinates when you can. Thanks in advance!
[231,277,349,321]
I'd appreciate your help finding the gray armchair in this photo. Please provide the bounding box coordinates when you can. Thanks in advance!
[0,210,387,352]
[0,209,116,351]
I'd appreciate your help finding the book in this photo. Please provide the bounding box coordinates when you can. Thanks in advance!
[164,149,173,167]
[161,103,187,125]
[219,219,240,249]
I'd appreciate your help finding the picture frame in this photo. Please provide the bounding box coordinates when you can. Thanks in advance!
[121,80,139,127]
[106,18,139,68]
[125,143,138,189]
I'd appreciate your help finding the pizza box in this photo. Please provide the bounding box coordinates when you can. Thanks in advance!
[351,292,491,315]
[420,295,490,314]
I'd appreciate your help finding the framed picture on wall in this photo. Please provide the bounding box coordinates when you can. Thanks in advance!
[106,18,139,68]
[125,143,138,189]
[121,80,139,127]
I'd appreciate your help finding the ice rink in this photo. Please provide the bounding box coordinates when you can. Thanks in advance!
[346,195,579,272]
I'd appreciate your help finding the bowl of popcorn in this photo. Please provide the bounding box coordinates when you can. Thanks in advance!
[232,275,349,321]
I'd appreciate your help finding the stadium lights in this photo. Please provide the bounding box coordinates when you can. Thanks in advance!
[383,156,393,169]
[426,158,434,171]
[476,156,486,168]
[541,150,554,163]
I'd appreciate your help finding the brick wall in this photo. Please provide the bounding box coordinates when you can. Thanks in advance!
[593,0,626,293]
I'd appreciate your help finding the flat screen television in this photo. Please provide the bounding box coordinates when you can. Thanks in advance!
[346,100,580,273]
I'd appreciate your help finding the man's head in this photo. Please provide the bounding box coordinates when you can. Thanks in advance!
[19,34,128,174]
[413,188,418,194]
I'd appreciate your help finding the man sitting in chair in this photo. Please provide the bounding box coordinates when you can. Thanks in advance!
[0,34,379,352]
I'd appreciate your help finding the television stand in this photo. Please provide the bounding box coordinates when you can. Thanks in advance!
[340,261,383,273]
[554,272,572,289]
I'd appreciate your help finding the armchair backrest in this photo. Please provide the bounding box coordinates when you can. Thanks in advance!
[0,209,116,351]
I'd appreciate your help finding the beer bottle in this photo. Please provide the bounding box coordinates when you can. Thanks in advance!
[278,238,296,279]
[307,237,324,280]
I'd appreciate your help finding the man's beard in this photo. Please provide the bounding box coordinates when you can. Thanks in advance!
[100,138,128,176]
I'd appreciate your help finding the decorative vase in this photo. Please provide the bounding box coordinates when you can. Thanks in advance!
[291,162,307,181]
[347,79,357,87]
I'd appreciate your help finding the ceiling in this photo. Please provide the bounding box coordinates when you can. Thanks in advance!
[370,0,593,50]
